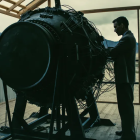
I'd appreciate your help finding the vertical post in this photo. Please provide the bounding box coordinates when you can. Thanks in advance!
[12,93,27,129]
[86,93,100,122]
[55,0,61,8]
[48,0,51,7]
[137,9,140,105]
[56,105,60,130]
[61,43,66,139]
[48,58,60,140]
[66,97,85,140]
[2,82,14,138]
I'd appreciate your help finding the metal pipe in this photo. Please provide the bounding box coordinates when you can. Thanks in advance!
[137,9,140,105]
[55,0,61,8]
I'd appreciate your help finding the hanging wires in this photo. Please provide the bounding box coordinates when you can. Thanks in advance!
[61,5,115,110]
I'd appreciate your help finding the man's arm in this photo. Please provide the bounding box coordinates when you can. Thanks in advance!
[109,36,132,58]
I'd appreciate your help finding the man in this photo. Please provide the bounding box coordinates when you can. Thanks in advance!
[107,16,136,140]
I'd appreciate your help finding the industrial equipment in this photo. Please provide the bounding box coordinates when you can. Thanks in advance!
[0,0,114,140]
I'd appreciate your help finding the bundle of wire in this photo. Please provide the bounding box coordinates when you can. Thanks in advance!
[60,5,115,110]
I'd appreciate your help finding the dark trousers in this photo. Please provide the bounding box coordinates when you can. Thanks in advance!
[116,83,136,140]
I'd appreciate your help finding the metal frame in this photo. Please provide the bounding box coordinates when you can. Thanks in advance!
[137,9,140,105]
[80,6,140,105]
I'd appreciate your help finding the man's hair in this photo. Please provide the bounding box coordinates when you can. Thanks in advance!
[112,16,129,29]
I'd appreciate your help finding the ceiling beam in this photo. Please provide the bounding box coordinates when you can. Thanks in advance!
[0,9,20,18]
[0,0,48,18]
[19,0,47,16]
[48,0,51,7]
[7,0,25,12]
[80,5,140,14]
[0,4,19,14]
[4,0,26,9]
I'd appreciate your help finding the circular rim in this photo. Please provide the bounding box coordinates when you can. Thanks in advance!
[0,22,51,90]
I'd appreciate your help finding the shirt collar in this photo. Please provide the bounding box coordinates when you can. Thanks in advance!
[123,30,129,36]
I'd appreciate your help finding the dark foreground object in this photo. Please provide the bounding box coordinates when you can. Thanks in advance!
[0,0,114,140]
[1,83,115,140]
[116,130,122,136]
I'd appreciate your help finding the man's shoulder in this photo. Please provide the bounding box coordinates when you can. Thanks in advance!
[122,31,135,41]
[125,30,135,38]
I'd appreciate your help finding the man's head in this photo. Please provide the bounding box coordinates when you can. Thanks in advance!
[112,16,129,36]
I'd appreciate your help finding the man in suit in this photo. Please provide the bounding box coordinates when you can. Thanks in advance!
[107,16,136,140]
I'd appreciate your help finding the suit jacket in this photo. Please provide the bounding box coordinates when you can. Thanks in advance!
[110,30,136,83]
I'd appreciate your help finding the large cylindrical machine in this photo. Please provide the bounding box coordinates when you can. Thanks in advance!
[0,6,107,107]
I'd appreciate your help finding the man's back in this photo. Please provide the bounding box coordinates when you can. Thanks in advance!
[110,30,136,83]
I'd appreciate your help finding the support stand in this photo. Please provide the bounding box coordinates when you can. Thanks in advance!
[1,76,115,140]
[0,72,115,140]
[0,46,97,140]
[12,93,27,129]
[84,92,115,128]
[1,83,14,140]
